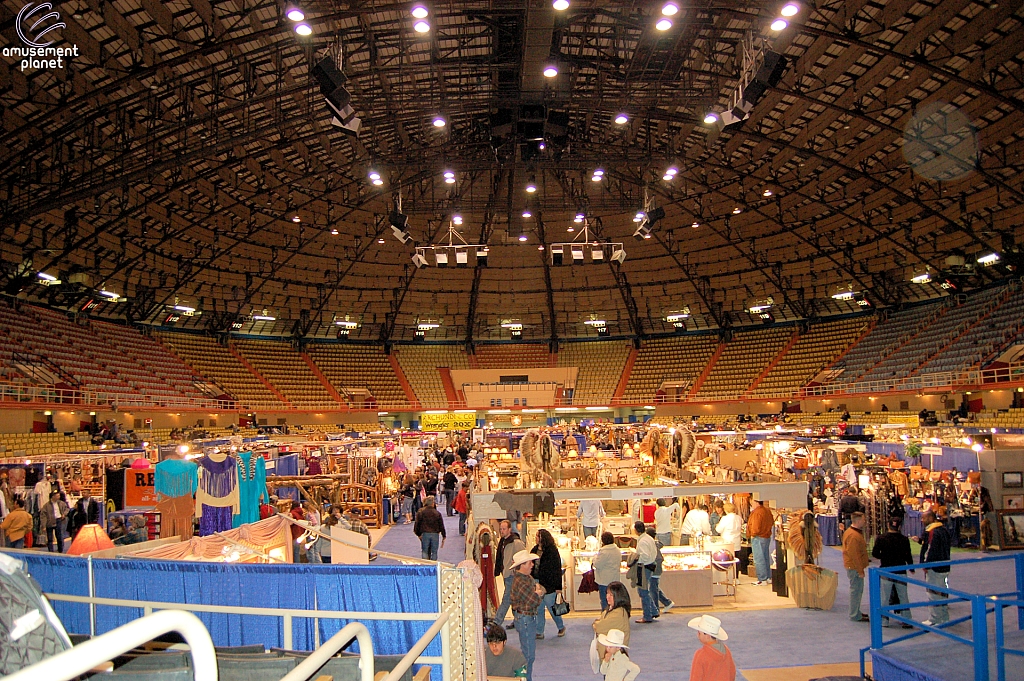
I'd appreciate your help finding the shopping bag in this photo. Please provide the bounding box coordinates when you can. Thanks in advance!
[551,591,570,616]
[786,564,837,610]
[589,637,601,675]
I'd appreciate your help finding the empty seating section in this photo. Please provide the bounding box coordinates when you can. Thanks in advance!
[829,302,943,382]
[307,345,409,408]
[556,341,631,404]
[975,408,1024,429]
[396,346,470,409]
[920,285,1024,373]
[857,287,1004,383]
[157,333,283,406]
[473,344,550,368]
[234,341,338,408]
[751,318,868,397]
[696,327,792,398]
[0,431,92,456]
[90,320,206,400]
[622,335,719,403]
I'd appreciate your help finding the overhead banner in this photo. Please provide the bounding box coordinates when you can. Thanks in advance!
[420,412,476,430]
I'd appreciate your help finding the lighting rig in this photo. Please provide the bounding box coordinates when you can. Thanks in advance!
[412,219,487,269]
[552,217,625,266]
[704,32,789,140]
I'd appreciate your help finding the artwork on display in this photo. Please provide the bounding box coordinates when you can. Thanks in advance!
[1003,495,1024,510]
[999,510,1024,549]
[1002,471,1023,488]
[472,428,485,443]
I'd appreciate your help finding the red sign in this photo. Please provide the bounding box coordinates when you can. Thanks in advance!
[125,468,158,508]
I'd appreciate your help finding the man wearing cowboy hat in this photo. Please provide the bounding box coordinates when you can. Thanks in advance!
[596,628,640,681]
[687,614,736,681]
[509,549,545,681]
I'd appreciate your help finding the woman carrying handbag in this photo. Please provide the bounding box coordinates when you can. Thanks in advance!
[532,528,567,638]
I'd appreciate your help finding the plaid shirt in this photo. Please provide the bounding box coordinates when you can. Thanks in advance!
[345,514,369,536]
[510,570,541,615]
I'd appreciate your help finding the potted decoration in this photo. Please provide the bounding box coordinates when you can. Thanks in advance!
[905,442,923,462]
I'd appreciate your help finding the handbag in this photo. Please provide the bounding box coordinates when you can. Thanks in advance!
[551,591,570,616]
[578,569,598,594]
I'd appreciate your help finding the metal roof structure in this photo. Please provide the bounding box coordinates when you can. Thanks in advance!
[0,0,1022,343]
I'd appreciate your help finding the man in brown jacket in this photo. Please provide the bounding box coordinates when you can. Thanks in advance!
[747,495,774,585]
[842,511,870,622]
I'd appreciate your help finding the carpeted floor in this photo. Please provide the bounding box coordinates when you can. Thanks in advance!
[372,519,1016,680]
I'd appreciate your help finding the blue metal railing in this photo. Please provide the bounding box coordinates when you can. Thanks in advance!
[862,553,1024,681]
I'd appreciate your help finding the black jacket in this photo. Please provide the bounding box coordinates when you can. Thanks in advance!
[839,495,862,516]
[919,522,951,573]
[443,472,458,491]
[872,531,914,570]
[532,545,563,594]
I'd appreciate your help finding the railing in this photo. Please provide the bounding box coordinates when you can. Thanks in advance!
[864,553,1024,681]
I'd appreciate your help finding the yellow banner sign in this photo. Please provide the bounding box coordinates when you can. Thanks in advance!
[884,415,920,427]
[420,413,477,430]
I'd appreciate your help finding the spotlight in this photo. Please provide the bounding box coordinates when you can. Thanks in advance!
[553,0,569,9]
[295,23,312,35]
[662,2,679,15]
[610,247,626,264]
[368,170,381,181]
[732,206,742,214]
[443,170,455,179]
[763,189,773,197]
[780,2,799,16]
[476,248,489,266]
[551,245,564,266]
[414,20,430,32]
[331,228,339,236]
[614,113,629,125]
[452,214,463,225]
[285,5,305,21]
[591,246,605,262]
[526,178,537,193]
[633,212,645,223]
[411,4,429,18]
[522,210,532,218]
[543,65,558,78]
[770,18,788,30]
[412,252,429,268]
[656,18,673,30]
[703,112,720,124]
[432,115,447,128]
[571,246,585,264]
[435,250,449,268]
[518,234,528,242]
[292,215,301,223]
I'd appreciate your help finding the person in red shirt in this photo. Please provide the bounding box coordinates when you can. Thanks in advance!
[289,500,306,562]
[453,480,470,536]
[687,615,735,681]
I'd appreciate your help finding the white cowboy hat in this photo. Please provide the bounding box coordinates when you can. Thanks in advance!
[510,549,540,569]
[688,614,728,640]
[596,628,628,649]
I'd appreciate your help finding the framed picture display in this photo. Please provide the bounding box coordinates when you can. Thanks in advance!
[999,510,1024,550]
[1003,472,1023,488]
[1004,495,1024,510]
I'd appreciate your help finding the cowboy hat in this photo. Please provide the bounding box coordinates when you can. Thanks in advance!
[510,549,540,569]
[688,614,728,641]
[596,629,628,649]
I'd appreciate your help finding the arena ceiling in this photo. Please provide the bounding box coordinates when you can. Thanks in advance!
[1,0,1023,343]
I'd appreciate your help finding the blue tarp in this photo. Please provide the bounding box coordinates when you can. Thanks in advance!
[5,552,440,655]
[859,441,980,471]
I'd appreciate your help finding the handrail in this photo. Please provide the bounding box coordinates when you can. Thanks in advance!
[3,609,218,681]
[280,621,375,681]
[381,611,451,681]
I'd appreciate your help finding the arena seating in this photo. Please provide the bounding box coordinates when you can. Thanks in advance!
[234,340,340,408]
[974,408,1024,429]
[556,341,632,405]
[695,327,793,398]
[750,318,868,397]
[306,345,409,409]
[829,301,945,383]
[919,285,1024,374]
[90,321,206,400]
[621,335,719,403]
[0,431,92,456]
[396,345,471,409]
[472,344,551,368]
[156,333,284,406]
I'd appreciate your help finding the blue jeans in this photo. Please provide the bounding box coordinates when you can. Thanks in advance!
[583,525,598,539]
[649,574,671,609]
[10,538,24,549]
[751,536,772,582]
[46,524,64,553]
[514,612,538,681]
[656,532,672,546]
[420,532,440,560]
[925,570,949,624]
[458,512,467,536]
[637,585,657,621]
[847,568,864,620]
[494,575,514,624]
[307,542,322,563]
[598,583,608,611]
[537,591,565,635]
[881,577,910,626]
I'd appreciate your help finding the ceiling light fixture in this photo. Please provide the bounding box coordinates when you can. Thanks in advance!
[703,112,720,124]
[522,210,532,218]
[413,20,430,33]
[372,178,384,186]
[662,2,679,15]
[977,252,1000,265]
[691,221,700,228]
[543,65,558,78]
[655,18,673,30]
[452,215,463,225]
[285,5,305,21]
[614,113,629,125]
[732,207,742,214]
[525,177,537,193]
[294,23,312,36]
[780,2,799,16]
[292,215,301,222]
[770,18,788,30]
[763,189,773,197]
[432,115,446,127]
[331,228,339,235]
[411,5,429,18]
[911,269,932,284]
[518,234,528,242]
[368,170,381,182]
[552,0,569,9]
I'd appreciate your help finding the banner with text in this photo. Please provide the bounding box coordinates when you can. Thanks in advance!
[420,413,476,430]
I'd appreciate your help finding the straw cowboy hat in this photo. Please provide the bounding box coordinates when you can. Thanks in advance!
[596,628,629,649]
[510,549,540,569]
[688,614,728,641]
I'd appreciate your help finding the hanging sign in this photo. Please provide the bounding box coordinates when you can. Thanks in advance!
[421,413,476,430]
[124,467,157,507]
[884,415,921,427]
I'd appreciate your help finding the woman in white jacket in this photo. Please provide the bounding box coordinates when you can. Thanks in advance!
[715,502,743,551]
[592,532,623,612]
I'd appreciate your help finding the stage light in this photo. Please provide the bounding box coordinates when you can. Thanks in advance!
[591,247,605,262]
[553,0,569,9]
[295,23,312,35]
[770,18,788,30]
[703,112,719,125]
[522,210,532,218]
[633,212,645,223]
[662,2,679,15]
[432,115,447,128]
[411,5,429,18]
[435,250,449,267]
[543,65,558,78]
[412,252,428,268]
[611,247,626,264]
[551,246,564,265]
[571,246,585,264]
[656,18,673,30]
[780,3,799,16]
[614,113,629,125]
[452,214,463,225]
[977,252,1000,265]
[286,5,305,21]
[476,247,489,266]
[414,20,430,32]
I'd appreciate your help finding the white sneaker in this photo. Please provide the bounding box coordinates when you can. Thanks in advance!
[662,600,675,612]
[754,580,765,586]
[921,619,934,626]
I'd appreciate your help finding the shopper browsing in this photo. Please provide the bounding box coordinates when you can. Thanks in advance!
[509,549,545,681]
[578,499,606,539]
[687,615,736,681]
[916,510,952,626]
[41,490,69,553]
[1,498,32,548]
[842,511,870,622]
[654,497,679,545]
[646,527,675,615]
[413,497,446,560]
[484,623,528,679]
[715,503,742,551]
[628,520,659,623]
[593,532,623,611]
[747,496,774,585]
[532,528,567,638]
[681,503,712,543]
[872,516,914,628]
[597,629,639,681]
[493,520,527,629]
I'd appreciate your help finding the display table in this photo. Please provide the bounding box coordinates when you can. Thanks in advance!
[817,514,840,546]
